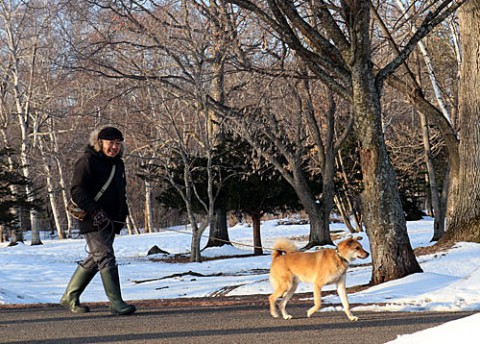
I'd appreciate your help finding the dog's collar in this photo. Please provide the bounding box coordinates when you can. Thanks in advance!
[336,249,349,264]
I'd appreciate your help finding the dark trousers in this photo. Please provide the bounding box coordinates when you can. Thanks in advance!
[80,227,116,271]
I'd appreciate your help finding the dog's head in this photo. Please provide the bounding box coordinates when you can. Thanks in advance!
[337,237,369,262]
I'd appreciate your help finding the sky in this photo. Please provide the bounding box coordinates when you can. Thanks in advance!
[1,217,479,343]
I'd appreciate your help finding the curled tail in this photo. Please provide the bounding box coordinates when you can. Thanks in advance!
[271,238,297,259]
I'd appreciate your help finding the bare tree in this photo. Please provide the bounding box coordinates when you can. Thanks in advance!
[223,0,463,284]
[190,0,235,249]
[152,98,219,262]
[225,69,352,247]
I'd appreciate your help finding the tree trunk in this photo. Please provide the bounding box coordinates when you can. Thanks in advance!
[336,151,363,232]
[39,138,65,240]
[57,157,73,238]
[251,213,263,255]
[442,0,480,243]
[205,207,231,248]
[292,164,333,247]
[304,208,332,249]
[144,179,154,233]
[47,122,73,238]
[191,226,203,263]
[0,225,6,242]
[202,2,231,250]
[126,199,140,235]
[9,225,23,246]
[334,195,356,233]
[419,112,444,241]
[351,1,421,284]
[46,168,65,240]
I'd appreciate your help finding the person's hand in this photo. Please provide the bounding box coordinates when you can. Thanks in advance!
[92,209,111,229]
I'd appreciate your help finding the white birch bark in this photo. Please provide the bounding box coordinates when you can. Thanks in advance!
[394,0,452,122]
[144,179,154,233]
[51,140,74,237]
[394,0,454,239]
[126,199,140,235]
[38,136,65,239]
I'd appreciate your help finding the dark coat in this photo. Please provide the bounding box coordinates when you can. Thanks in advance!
[70,145,128,234]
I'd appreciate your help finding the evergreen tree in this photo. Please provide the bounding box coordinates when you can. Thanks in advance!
[155,135,308,254]
[0,148,43,243]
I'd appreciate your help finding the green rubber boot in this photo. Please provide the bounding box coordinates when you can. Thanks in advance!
[60,265,97,313]
[100,265,136,316]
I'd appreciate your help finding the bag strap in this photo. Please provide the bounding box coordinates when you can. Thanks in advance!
[94,165,116,202]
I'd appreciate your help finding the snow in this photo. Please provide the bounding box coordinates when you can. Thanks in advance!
[1,217,479,343]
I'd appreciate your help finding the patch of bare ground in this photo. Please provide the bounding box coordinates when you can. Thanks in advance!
[414,240,456,257]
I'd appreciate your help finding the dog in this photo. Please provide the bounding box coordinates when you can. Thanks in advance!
[268,237,369,321]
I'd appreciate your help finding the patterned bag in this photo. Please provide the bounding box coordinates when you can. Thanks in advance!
[67,165,116,221]
[67,199,87,221]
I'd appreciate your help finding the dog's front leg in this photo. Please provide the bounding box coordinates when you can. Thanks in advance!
[337,279,358,321]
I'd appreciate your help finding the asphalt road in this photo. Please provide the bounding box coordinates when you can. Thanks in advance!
[0,298,475,344]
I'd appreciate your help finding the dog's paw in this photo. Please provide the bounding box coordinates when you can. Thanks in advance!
[270,312,280,318]
[307,309,316,318]
[348,315,359,321]
[282,314,292,320]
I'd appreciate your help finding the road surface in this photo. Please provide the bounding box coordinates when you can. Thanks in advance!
[0,297,475,344]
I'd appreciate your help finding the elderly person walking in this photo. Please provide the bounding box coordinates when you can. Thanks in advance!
[60,126,136,315]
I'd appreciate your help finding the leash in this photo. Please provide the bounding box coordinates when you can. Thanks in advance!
[110,220,277,252]
[155,226,277,252]
[112,220,338,254]
[83,221,117,255]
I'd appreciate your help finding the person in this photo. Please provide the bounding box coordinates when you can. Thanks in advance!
[60,126,136,316]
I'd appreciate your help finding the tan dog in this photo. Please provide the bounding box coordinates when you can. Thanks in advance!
[269,237,369,321]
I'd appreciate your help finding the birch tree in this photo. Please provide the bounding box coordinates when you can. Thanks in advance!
[390,0,456,241]
[378,1,480,244]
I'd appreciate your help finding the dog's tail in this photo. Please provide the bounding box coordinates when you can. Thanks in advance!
[271,238,297,259]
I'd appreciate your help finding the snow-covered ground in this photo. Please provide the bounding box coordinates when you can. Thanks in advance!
[1,217,478,343]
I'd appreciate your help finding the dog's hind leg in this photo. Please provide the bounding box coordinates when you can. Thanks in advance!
[269,290,282,318]
[337,278,358,321]
[307,283,322,318]
[279,277,298,320]
[269,280,288,319]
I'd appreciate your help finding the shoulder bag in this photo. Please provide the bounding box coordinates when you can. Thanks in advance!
[67,165,116,221]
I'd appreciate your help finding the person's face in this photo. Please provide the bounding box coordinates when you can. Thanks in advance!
[101,139,122,158]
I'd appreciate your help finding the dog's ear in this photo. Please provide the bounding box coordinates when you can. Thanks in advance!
[346,236,363,245]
